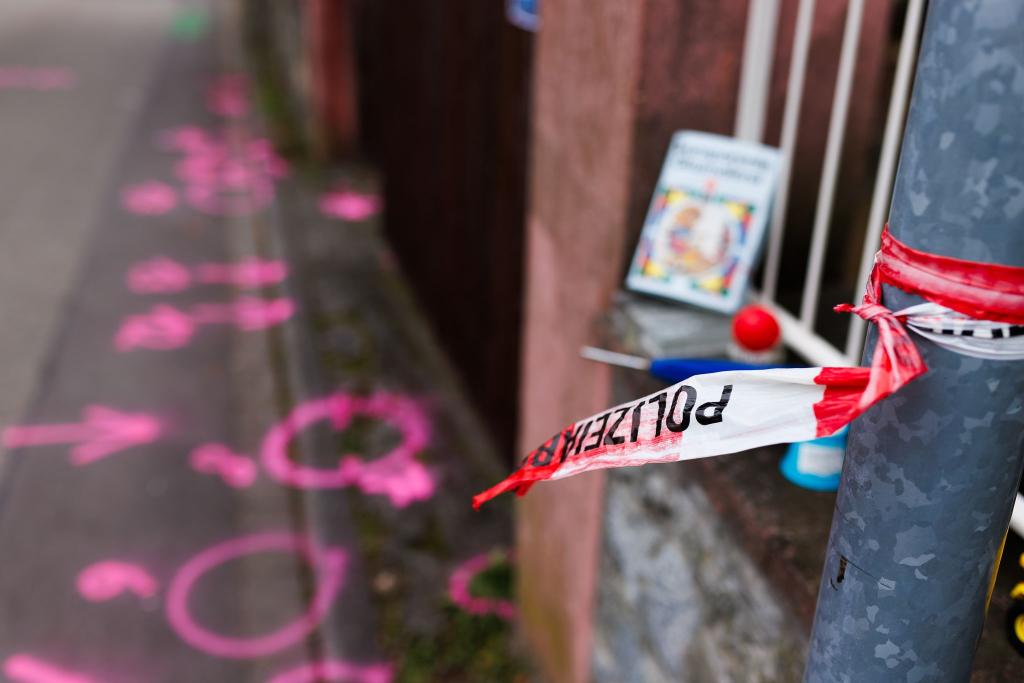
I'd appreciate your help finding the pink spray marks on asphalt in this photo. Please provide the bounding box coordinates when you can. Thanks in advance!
[114,305,194,351]
[166,532,346,659]
[2,406,161,465]
[76,561,158,602]
[121,181,178,215]
[319,189,381,221]
[194,259,288,289]
[190,443,257,488]
[192,297,294,330]
[261,392,435,508]
[126,256,288,293]
[448,551,516,620]
[268,660,394,683]
[206,74,249,118]
[4,655,96,683]
[127,257,191,292]
[0,67,76,91]
[114,297,295,351]
[147,125,288,216]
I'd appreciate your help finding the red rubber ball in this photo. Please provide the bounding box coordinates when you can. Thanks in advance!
[732,305,781,351]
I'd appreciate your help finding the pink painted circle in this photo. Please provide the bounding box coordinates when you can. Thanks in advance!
[448,551,516,620]
[166,532,346,659]
[260,392,434,508]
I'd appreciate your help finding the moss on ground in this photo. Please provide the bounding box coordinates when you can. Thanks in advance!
[395,606,526,683]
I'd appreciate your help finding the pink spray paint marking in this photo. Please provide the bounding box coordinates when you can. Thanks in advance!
[114,305,196,351]
[193,258,288,289]
[448,551,516,620]
[126,256,288,293]
[76,560,158,602]
[261,392,434,508]
[157,126,288,216]
[268,660,394,683]
[125,257,191,292]
[0,67,76,91]
[121,181,178,215]
[190,443,258,488]
[319,189,381,221]
[114,298,295,351]
[4,655,97,683]
[166,532,346,659]
[191,297,295,331]
[2,406,161,465]
[206,74,249,118]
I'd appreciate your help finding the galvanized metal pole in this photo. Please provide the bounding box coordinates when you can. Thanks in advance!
[804,2,1024,681]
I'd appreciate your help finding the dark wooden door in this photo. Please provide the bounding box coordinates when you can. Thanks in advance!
[353,1,534,457]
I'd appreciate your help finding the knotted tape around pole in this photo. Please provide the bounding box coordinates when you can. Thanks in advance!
[473,227,1024,509]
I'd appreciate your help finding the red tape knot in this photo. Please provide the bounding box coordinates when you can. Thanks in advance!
[834,229,929,409]
[834,301,889,323]
[875,225,1024,324]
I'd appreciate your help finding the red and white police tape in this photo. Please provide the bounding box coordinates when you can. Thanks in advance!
[473,227,1024,508]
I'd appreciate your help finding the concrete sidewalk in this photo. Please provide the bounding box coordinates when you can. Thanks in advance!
[0,0,178,429]
[0,4,524,682]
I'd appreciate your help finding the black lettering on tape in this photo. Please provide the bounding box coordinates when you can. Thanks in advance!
[531,431,563,467]
[666,385,697,433]
[648,393,667,437]
[573,421,593,456]
[630,402,643,442]
[696,384,733,426]
[604,407,629,446]
[585,412,611,452]
[560,422,586,463]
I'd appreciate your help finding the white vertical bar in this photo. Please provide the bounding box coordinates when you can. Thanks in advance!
[1012,493,1024,539]
[735,0,781,142]
[798,0,865,327]
[760,299,851,366]
[761,0,816,301]
[844,0,925,360]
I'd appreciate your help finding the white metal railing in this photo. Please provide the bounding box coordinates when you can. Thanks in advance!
[798,0,863,328]
[738,0,925,366]
[734,0,1024,539]
[760,0,815,303]
[734,0,780,143]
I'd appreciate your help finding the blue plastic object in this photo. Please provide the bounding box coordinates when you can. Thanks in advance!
[648,357,777,383]
[779,427,847,492]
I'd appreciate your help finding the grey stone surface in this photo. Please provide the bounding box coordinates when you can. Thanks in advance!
[592,466,806,683]
[0,0,176,430]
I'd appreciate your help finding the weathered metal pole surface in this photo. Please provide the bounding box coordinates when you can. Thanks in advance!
[804,2,1024,681]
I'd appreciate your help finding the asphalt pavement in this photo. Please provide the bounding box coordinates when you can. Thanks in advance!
[0,3,521,682]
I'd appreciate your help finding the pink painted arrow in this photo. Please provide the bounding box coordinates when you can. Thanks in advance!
[115,298,295,351]
[0,66,76,91]
[4,655,97,683]
[126,256,288,293]
[3,405,161,465]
